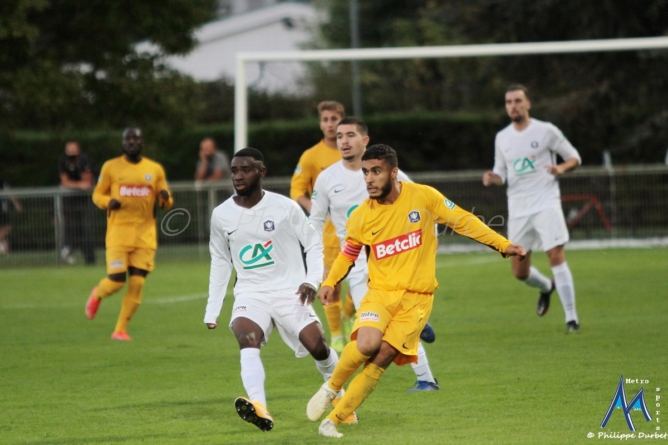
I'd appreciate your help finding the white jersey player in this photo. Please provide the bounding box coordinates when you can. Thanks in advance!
[483,84,581,332]
[204,148,353,432]
[310,117,440,393]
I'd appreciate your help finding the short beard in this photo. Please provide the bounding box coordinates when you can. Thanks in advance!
[236,179,259,197]
[371,177,393,201]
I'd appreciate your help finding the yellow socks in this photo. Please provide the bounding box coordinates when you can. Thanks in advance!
[113,275,145,334]
[328,340,370,393]
[95,278,125,299]
[324,300,343,338]
[328,363,385,425]
[343,291,355,318]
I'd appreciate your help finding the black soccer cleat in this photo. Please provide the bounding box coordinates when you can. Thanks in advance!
[420,322,436,343]
[234,397,274,432]
[536,280,555,317]
[566,320,580,333]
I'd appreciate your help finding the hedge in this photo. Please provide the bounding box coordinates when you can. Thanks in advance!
[0,111,508,187]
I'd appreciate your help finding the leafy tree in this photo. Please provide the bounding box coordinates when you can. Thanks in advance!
[0,0,215,132]
[309,0,668,163]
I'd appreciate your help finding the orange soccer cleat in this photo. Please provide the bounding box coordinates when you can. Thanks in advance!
[111,331,132,341]
[85,287,101,320]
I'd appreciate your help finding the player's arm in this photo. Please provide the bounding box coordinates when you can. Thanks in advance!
[92,163,113,209]
[430,188,522,258]
[204,209,234,328]
[290,154,314,213]
[546,125,582,176]
[309,176,329,236]
[483,139,507,186]
[289,202,324,306]
[156,166,174,210]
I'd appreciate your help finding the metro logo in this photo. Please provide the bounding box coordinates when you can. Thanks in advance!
[119,185,153,197]
[372,229,422,260]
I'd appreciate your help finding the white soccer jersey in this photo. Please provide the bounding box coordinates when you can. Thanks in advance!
[310,161,411,241]
[204,191,324,324]
[493,118,581,218]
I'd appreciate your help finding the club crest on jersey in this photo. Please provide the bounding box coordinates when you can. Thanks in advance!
[408,211,421,223]
[531,141,539,148]
[263,220,275,232]
[144,174,152,182]
[372,229,422,260]
[239,240,274,269]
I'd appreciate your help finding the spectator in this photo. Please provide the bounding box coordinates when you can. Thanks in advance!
[0,178,23,254]
[58,140,96,265]
[195,138,230,182]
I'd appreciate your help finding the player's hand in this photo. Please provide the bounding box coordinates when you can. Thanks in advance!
[505,244,527,260]
[206,322,217,329]
[317,286,335,306]
[108,199,121,210]
[545,164,563,176]
[159,190,170,201]
[482,171,498,187]
[297,283,317,306]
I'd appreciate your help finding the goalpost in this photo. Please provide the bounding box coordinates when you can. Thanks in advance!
[234,36,668,152]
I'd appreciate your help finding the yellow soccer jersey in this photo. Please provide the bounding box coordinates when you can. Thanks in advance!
[290,140,342,201]
[324,181,513,293]
[93,156,174,249]
[290,140,342,252]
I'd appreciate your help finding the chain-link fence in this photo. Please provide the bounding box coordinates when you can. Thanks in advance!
[1,165,666,268]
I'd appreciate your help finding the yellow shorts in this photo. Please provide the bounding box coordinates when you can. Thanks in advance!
[106,246,155,275]
[351,289,433,366]
[322,218,340,272]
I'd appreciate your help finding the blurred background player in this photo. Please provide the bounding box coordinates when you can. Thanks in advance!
[290,100,354,353]
[0,177,23,254]
[307,144,526,438]
[85,127,173,340]
[204,148,352,431]
[483,84,581,332]
[58,140,96,265]
[194,137,230,183]
[310,117,439,392]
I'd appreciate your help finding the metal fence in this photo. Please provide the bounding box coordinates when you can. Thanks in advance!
[1,165,667,268]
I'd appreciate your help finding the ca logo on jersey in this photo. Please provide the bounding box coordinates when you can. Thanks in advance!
[513,156,537,176]
[239,241,275,270]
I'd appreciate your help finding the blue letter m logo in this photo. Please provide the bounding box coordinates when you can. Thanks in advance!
[600,375,652,431]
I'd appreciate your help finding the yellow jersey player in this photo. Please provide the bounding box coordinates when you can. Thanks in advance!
[307,144,526,438]
[85,127,174,340]
[290,100,352,352]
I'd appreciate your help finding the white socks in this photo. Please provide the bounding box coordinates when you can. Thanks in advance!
[552,262,578,323]
[315,347,344,397]
[523,266,553,293]
[410,342,436,383]
[240,348,266,406]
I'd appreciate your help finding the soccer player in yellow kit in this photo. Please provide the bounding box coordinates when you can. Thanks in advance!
[290,100,354,352]
[85,127,173,340]
[307,144,526,438]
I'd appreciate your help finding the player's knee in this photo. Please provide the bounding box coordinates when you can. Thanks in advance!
[310,339,330,361]
[356,338,380,357]
[514,271,529,281]
[234,331,262,349]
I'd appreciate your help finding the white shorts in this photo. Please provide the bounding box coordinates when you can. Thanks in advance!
[508,207,570,252]
[347,258,368,309]
[229,292,321,358]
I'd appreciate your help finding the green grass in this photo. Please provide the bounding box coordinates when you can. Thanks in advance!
[1,248,666,444]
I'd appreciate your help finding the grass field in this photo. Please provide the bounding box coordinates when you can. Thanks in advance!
[1,248,666,444]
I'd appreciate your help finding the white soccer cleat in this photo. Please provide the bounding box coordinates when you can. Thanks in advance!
[319,418,343,438]
[307,381,337,421]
